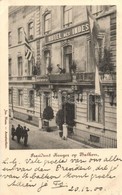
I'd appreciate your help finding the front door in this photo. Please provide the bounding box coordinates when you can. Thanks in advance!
[62,93,75,133]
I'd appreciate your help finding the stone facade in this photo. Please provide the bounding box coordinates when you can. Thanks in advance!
[9,5,117,148]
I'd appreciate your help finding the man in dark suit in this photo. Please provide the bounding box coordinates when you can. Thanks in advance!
[11,125,16,140]
[16,124,22,143]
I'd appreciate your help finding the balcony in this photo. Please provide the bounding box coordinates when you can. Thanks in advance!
[100,71,116,83]
[49,73,72,83]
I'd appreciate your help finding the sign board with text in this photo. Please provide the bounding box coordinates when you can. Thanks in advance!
[45,22,89,44]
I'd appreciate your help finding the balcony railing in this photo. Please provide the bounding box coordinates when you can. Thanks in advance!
[9,76,33,81]
[100,71,116,82]
[75,72,95,82]
[49,73,72,83]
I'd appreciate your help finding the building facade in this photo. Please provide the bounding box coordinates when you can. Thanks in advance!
[9,5,116,148]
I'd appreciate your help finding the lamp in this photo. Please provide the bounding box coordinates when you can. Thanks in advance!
[71,85,78,91]
[76,93,83,102]
[32,84,36,90]
[52,91,58,99]
[49,84,53,90]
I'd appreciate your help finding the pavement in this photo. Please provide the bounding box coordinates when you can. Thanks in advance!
[9,118,92,150]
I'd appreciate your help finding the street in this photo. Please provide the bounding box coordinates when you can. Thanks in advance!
[9,118,91,149]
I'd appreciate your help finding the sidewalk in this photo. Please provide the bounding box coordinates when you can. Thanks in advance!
[9,118,92,149]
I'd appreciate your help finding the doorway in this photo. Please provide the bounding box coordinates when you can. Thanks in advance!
[62,93,75,133]
[63,45,72,73]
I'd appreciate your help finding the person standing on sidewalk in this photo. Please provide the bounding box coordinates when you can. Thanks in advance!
[16,124,22,143]
[11,125,16,140]
[23,126,30,146]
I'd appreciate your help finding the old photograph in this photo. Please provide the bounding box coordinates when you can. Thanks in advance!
[8,5,116,149]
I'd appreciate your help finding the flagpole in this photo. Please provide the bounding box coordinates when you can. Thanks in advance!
[86,6,101,96]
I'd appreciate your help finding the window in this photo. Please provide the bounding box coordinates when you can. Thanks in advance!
[28,22,34,40]
[18,56,23,76]
[89,95,103,123]
[28,60,32,76]
[63,6,72,27]
[63,45,72,73]
[18,89,23,106]
[44,13,51,34]
[8,32,12,46]
[44,92,50,108]
[44,51,51,74]
[91,6,103,16]
[9,58,12,76]
[29,90,34,108]
[18,27,23,43]
[9,89,12,104]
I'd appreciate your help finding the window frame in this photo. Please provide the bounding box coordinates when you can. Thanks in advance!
[9,58,12,77]
[88,94,104,124]
[18,27,23,43]
[18,56,23,76]
[91,5,104,16]
[8,31,12,46]
[29,90,35,108]
[63,6,72,28]
[9,89,12,104]
[28,21,34,40]
[44,12,51,35]
[63,45,72,73]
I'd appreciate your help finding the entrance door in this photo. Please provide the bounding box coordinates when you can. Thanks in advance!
[63,46,72,73]
[62,95,75,133]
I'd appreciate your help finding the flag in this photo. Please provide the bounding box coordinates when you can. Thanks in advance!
[86,6,101,96]
[22,28,33,61]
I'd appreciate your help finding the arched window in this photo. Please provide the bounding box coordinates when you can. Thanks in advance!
[29,90,34,107]
[44,13,51,34]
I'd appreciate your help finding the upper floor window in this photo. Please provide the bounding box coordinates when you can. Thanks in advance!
[28,60,32,76]
[9,89,12,104]
[8,31,12,46]
[63,6,72,28]
[9,58,12,77]
[89,95,103,124]
[28,22,34,40]
[18,56,23,76]
[90,6,104,16]
[44,13,51,34]
[18,27,23,43]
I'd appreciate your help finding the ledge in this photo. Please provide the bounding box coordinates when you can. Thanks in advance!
[75,119,116,132]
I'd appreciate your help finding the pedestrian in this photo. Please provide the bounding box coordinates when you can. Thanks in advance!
[21,126,24,139]
[23,126,30,146]
[16,124,22,143]
[11,125,16,140]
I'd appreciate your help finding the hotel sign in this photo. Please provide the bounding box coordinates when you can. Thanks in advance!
[45,22,89,44]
